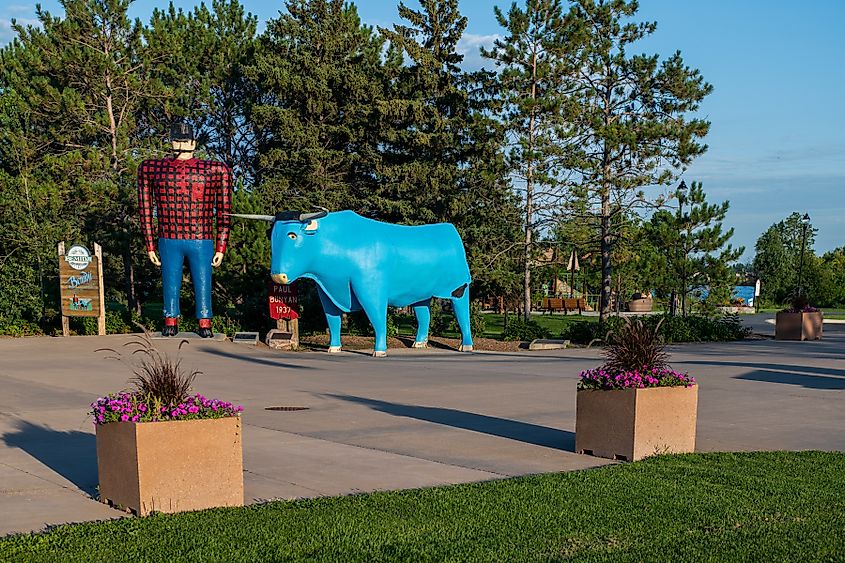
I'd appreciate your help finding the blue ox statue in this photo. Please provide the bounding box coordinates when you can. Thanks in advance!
[232,208,473,357]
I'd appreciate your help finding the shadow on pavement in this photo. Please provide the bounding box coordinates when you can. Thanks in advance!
[1,420,98,496]
[328,394,575,451]
[198,346,315,370]
[684,360,845,379]
[736,370,845,390]
[683,359,845,390]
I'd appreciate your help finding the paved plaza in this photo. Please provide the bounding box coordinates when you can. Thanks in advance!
[1,317,844,536]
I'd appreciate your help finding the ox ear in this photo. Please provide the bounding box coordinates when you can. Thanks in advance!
[304,219,319,234]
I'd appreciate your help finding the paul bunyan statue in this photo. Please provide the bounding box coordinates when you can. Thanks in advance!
[138,122,232,338]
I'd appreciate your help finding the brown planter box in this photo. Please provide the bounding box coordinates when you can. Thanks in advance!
[96,416,244,516]
[775,311,823,341]
[627,298,653,312]
[575,385,698,461]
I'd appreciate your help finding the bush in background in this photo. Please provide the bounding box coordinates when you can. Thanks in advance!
[563,314,749,345]
[502,317,550,342]
[0,317,43,337]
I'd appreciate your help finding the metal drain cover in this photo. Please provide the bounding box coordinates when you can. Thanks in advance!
[264,406,310,411]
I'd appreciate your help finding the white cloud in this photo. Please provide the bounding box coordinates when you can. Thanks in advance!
[6,5,35,15]
[0,3,40,45]
[0,14,40,46]
[457,32,500,71]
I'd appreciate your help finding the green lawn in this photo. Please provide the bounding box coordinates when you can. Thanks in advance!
[394,312,598,339]
[481,312,597,338]
[2,452,843,562]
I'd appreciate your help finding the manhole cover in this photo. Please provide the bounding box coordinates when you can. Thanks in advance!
[264,406,310,412]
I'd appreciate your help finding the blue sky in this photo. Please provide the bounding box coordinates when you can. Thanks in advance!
[2,0,844,259]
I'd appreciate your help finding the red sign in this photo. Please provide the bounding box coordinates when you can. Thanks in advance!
[268,282,299,320]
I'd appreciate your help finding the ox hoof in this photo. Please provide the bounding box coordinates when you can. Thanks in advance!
[373,350,388,358]
[328,346,342,353]
[459,345,473,352]
[412,340,428,349]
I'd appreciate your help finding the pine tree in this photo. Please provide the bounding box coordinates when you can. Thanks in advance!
[645,181,743,315]
[0,0,155,314]
[144,0,261,183]
[380,0,521,303]
[482,0,574,320]
[247,0,389,214]
[562,0,712,322]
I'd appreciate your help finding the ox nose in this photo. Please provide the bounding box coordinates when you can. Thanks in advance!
[271,273,289,285]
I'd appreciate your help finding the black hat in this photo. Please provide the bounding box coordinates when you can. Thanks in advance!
[170,121,194,141]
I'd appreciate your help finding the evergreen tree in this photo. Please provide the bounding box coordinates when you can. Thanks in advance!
[483,0,574,320]
[0,0,154,314]
[753,212,816,305]
[144,0,262,183]
[247,0,390,213]
[562,0,712,322]
[380,0,522,303]
[0,87,74,328]
[645,181,743,315]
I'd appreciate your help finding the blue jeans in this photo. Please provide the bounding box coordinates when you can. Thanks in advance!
[159,238,214,319]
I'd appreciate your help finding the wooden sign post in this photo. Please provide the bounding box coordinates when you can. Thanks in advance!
[58,241,106,336]
[267,282,299,349]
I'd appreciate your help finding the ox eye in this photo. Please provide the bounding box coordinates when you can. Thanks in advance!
[288,232,297,240]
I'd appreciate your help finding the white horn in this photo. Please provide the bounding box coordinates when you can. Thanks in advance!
[228,213,275,222]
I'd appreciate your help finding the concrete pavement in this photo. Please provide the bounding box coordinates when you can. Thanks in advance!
[1,327,843,536]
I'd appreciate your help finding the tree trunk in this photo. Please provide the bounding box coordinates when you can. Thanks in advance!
[599,190,612,324]
[523,48,538,323]
[123,237,139,315]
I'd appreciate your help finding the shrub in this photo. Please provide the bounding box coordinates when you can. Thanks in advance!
[0,317,43,337]
[502,317,550,342]
[563,314,749,345]
[642,314,750,343]
[578,317,695,390]
[561,316,624,345]
[469,301,486,337]
[92,331,242,425]
[343,310,400,338]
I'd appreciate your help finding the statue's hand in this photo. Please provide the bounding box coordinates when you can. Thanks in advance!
[211,252,224,268]
[148,251,161,267]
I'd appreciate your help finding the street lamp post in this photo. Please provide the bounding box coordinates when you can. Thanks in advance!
[796,213,811,297]
[671,180,687,316]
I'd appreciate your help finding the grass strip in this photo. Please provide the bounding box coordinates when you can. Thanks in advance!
[2,451,843,562]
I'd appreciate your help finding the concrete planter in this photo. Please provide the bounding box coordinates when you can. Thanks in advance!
[96,416,244,516]
[627,298,653,312]
[575,385,698,461]
[775,311,823,341]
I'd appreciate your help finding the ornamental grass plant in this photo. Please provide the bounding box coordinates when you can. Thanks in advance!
[92,331,242,425]
[578,318,695,390]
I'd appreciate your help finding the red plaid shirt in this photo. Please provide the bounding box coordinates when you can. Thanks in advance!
[138,157,233,253]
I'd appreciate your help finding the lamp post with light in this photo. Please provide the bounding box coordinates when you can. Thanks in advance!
[670,180,688,316]
[796,213,811,298]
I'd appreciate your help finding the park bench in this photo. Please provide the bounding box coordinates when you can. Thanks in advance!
[541,297,587,314]
[541,297,564,313]
[563,298,587,314]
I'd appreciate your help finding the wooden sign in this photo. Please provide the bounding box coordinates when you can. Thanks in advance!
[268,282,299,320]
[58,242,106,336]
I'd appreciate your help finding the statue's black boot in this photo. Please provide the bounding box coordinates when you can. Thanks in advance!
[161,324,179,337]
[197,327,214,338]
